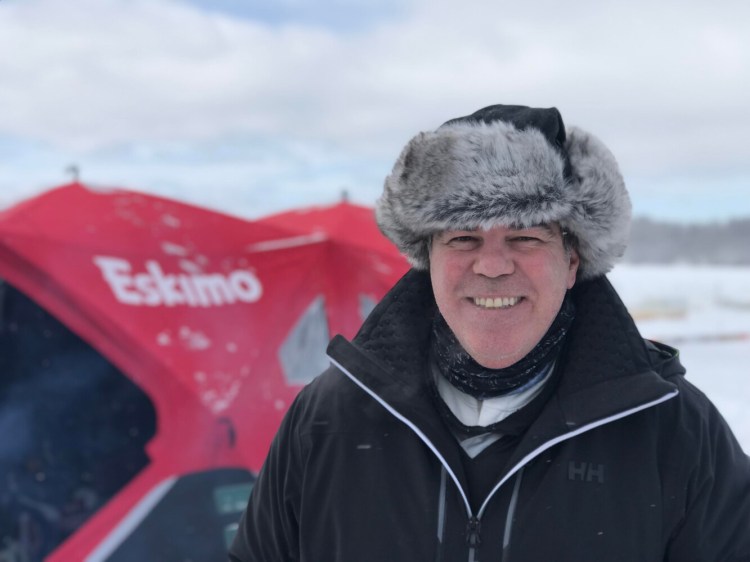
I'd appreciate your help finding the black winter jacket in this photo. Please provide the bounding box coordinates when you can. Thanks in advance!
[229,271,750,561]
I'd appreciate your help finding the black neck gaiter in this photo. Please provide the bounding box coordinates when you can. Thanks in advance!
[431,293,575,399]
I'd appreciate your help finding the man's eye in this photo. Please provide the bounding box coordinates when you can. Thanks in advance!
[446,236,480,248]
[511,236,541,243]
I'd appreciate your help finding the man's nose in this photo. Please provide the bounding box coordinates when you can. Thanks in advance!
[472,242,514,277]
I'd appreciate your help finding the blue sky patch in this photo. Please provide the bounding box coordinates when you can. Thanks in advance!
[176,0,406,32]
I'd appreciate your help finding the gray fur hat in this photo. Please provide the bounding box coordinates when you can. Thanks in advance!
[375,104,631,280]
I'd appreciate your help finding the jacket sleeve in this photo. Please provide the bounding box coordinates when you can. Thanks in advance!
[228,393,305,562]
[665,381,750,561]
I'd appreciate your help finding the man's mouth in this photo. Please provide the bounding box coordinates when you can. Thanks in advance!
[472,296,522,309]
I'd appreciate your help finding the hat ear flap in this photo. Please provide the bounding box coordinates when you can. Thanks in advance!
[564,126,631,280]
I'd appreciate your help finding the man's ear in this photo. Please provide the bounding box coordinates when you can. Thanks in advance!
[567,248,580,289]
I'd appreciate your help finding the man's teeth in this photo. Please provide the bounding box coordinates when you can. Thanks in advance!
[473,297,520,309]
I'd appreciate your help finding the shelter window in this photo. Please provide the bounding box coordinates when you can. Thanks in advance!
[0,280,157,562]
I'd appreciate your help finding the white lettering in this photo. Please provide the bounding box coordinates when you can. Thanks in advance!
[94,256,263,308]
[134,273,161,306]
[229,271,263,302]
[193,275,235,306]
[177,275,198,306]
[146,261,184,306]
[93,257,142,305]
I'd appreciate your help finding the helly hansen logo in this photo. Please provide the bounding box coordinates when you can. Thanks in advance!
[568,461,605,484]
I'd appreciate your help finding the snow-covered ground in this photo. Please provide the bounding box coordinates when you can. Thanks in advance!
[609,264,750,452]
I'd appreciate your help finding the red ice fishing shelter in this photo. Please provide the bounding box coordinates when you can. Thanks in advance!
[0,183,408,561]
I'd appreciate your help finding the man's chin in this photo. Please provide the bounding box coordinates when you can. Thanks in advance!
[466,345,528,370]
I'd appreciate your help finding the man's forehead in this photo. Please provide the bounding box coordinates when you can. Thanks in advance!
[439,223,562,235]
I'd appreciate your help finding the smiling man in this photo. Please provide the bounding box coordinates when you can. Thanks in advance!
[229,105,750,561]
[430,223,578,370]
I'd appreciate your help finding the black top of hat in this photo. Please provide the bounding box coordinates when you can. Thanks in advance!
[442,104,572,179]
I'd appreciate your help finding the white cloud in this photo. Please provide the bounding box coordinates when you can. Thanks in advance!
[0,0,749,219]
[0,0,346,149]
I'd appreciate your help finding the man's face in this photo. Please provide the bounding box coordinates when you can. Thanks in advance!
[430,223,579,369]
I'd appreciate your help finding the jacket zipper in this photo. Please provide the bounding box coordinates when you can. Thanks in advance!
[330,356,679,559]
[466,468,524,562]
[501,467,524,561]
[466,516,481,561]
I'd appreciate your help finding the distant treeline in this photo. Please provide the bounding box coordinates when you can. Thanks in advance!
[624,217,750,265]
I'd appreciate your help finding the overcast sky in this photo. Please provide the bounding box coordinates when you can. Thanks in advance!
[1,0,748,222]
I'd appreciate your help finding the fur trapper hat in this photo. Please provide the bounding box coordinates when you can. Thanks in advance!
[375,104,631,280]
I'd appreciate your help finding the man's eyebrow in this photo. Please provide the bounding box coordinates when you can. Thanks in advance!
[438,228,478,237]
[511,224,557,235]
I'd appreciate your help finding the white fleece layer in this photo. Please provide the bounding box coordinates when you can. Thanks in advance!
[435,367,552,458]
